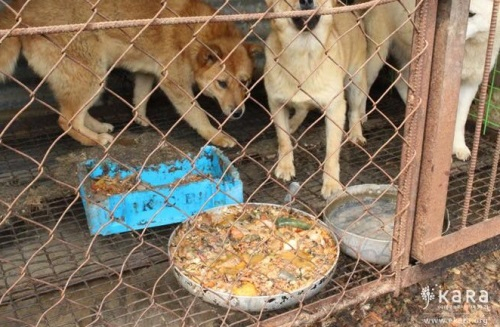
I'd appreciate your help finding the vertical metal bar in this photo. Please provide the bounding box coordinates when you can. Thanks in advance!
[392,0,438,291]
[412,0,470,263]
[483,130,500,221]
[462,0,500,224]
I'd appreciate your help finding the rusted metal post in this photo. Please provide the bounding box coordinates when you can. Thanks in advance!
[412,0,470,263]
[391,0,439,291]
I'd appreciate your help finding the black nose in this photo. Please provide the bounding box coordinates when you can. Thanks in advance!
[231,107,245,120]
[299,0,314,10]
[292,15,320,31]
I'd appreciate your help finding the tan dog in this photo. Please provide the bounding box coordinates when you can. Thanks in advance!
[0,0,259,147]
[264,0,368,199]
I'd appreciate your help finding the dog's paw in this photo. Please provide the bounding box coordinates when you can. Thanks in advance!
[97,133,114,147]
[98,122,114,133]
[321,179,341,200]
[348,133,367,146]
[453,144,471,161]
[135,116,151,127]
[211,132,236,148]
[275,157,295,181]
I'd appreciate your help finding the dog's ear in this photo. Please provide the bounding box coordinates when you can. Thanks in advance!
[244,43,264,58]
[197,43,223,66]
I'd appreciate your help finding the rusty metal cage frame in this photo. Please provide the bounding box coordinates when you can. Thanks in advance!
[412,0,500,263]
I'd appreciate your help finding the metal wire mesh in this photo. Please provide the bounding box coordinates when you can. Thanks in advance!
[0,88,402,326]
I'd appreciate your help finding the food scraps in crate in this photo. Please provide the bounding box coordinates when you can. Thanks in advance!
[90,174,138,195]
[169,204,338,297]
[90,173,209,196]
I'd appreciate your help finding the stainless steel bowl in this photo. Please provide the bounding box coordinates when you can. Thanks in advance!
[168,203,340,312]
[324,184,398,266]
[324,184,449,266]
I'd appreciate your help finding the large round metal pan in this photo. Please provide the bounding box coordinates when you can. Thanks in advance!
[168,203,340,312]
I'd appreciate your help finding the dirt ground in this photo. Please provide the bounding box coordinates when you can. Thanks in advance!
[328,250,500,327]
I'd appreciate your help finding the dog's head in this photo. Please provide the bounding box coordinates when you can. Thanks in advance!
[466,0,495,40]
[194,39,261,120]
[265,0,337,32]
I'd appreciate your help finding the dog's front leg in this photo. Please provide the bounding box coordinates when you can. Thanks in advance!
[133,73,155,127]
[289,108,309,134]
[453,82,478,161]
[160,81,236,148]
[322,97,347,199]
[346,72,368,145]
[271,99,295,181]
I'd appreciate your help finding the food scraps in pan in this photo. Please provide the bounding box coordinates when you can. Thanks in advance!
[170,204,338,297]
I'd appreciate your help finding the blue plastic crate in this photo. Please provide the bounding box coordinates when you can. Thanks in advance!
[77,146,243,236]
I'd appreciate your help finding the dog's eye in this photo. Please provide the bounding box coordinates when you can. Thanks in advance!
[469,12,476,18]
[240,79,249,86]
[217,80,228,89]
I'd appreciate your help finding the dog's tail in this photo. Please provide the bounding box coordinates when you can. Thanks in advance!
[0,6,22,83]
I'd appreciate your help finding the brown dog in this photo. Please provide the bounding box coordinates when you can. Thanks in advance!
[0,0,259,147]
[264,0,368,199]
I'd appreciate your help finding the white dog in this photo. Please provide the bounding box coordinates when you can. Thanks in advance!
[360,0,500,160]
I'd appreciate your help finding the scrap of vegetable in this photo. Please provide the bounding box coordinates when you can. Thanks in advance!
[275,216,312,230]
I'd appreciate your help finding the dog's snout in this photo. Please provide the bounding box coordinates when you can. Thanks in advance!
[293,0,320,30]
[231,107,245,120]
[299,0,314,10]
